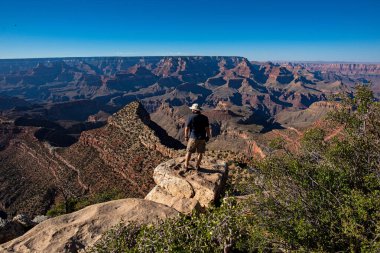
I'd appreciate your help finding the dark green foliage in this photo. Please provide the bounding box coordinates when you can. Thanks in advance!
[253,84,380,252]
[89,85,380,252]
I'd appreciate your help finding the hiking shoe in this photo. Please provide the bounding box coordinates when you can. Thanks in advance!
[181,164,190,172]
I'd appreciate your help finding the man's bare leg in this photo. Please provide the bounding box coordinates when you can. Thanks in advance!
[196,153,203,169]
[185,152,192,169]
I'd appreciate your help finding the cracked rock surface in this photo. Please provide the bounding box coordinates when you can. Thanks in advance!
[145,156,228,214]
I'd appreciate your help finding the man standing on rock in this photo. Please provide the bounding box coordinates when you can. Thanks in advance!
[184,103,211,170]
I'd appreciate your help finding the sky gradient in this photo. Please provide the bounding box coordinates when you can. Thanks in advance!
[0,0,379,62]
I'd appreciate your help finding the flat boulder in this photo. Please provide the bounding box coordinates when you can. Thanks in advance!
[0,199,179,253]
[145,156,228,214]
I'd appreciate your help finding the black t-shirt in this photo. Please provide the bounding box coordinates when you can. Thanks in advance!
[186,113,209,140]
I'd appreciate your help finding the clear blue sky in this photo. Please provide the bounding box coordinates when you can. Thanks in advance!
[0,0,379,62]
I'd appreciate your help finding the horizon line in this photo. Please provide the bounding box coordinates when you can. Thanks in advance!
[0,55,379,64]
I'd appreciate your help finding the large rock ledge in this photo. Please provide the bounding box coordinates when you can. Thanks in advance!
[0,199,179,253]
[0,157,227,252]
[145,157,228,214]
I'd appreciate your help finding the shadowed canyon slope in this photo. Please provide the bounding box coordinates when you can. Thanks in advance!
[0,101,182,218]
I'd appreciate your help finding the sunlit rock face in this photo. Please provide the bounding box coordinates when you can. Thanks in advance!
[146,157,228,214]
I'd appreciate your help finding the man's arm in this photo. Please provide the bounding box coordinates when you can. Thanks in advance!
[185,127,190,141]
[185,116,192,141]
[206,127,211,138]
[205,116,211,141]
[205,127,211,142]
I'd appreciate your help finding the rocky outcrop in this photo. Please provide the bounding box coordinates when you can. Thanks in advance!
[0,199,179,253]
[145,157,228,214]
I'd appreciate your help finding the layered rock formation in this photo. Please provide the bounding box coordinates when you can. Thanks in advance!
[1,56,377,156]
[298,62,380,97]
[145,157,228,214]
[0,199,179,253]
[1,57,376,115]
[298,63,380,76]
[275,101,340,128]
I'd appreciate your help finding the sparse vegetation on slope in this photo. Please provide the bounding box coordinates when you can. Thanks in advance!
[90,85,380,252]
[46,189,126,217]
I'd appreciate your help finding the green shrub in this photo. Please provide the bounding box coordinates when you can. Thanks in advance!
[251,84,380,252]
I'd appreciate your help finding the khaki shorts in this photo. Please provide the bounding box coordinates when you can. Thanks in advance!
[186,138,206,154]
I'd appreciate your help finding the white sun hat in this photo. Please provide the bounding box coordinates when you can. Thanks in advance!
[189,103,202,111]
